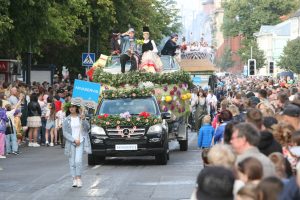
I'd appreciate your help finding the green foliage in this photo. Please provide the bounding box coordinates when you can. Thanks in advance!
[0,0,181,78]
[238,39,266,69]
[222,0,299,39]
[93,68,192,88]
[217,47,235,70]
[0,0,13,38]
[103,88,154,99]
[278,37,300,73]
[93,113,162,129]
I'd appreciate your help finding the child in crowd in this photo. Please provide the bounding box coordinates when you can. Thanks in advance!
[0,100,8,158]
[56,103,65,148]
[198,115,214,149]
[14,109,23,145]
[45,103,56,146]
[5,99,23,155]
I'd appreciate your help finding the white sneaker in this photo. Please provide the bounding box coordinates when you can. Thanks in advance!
[72,179,77,187]
[46,141,49,146]
[50,143,54,147]
[28,142,34,147]
[77,179,82,188]
[0,155,6,159]
[32,143,40,147]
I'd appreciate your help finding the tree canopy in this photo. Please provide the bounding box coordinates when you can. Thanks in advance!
[0,0,181,78]
[216,47,235,70]
[221,0,300,69]
[278,38,300,73]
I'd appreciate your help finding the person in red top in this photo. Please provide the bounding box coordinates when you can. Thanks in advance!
[54,95,62,113]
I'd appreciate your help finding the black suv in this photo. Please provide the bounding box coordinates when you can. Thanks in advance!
[88,96,171,165]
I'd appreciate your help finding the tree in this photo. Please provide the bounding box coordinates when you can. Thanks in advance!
[0,0,182,79]
[221,0,299,69]
[0,0,13,38]
[222,0,300,39]
[278,37,300,73]
[217,47,235,70]
[238,39,266,69]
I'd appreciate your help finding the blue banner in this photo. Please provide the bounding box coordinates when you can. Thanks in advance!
[72,79,101,109]
[192,77,202,85]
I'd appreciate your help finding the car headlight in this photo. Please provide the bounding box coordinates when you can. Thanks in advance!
[148,124,163,134]
[91,125,106,135]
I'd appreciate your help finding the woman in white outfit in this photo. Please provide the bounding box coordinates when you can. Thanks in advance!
[62,104,91,188]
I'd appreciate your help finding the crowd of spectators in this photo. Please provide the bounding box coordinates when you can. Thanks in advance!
[0,80,73,158]
[192,74,300,199]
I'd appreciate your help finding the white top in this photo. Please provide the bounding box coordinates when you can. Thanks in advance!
[71,116,83,142]
[56,110,65,128]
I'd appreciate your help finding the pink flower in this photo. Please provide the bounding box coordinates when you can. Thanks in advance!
[106,122,110,125]
[103,114,109,118]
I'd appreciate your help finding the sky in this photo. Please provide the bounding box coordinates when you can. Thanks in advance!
[176,0,212,43]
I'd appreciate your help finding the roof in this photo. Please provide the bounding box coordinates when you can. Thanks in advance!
[291,9,300,18]
[179,59,217,72]
[260,25,274,34]
[255,21,291,37]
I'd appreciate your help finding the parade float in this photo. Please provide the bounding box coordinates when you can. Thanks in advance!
[86,55,192,165]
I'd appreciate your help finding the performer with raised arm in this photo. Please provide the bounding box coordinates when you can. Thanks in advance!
[140,26,162,73]
[119,28,138,73]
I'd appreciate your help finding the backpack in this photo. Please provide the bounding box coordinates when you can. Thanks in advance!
[5,118,13,135]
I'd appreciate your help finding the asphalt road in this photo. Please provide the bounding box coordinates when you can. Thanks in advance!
[0,131,202,200]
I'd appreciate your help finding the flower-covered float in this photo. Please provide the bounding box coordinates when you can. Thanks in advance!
[91,68,193,124]
[86,66,193,165]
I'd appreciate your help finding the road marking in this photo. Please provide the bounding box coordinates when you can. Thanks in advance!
[132,180,195,186]
[92,165,101,170]
[91,179,100,188]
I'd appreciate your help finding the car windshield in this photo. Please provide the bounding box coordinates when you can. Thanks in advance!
[106,55,180,70]
[98,97,159,116]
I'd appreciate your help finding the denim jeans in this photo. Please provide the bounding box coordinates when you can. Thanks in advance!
[69,141,84,177]
[39,117,47,144]
[5,132,18,153]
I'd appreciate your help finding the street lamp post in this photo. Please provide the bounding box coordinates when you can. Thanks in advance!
[26,42,32,85]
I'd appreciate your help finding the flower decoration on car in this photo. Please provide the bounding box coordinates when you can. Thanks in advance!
[93,112,162,128]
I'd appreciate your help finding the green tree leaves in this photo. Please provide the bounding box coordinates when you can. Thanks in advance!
[278,37,300,73]
[222,0,299,39]
[221,0,299,69]
[0,0,181,77]
[216,47,235,70]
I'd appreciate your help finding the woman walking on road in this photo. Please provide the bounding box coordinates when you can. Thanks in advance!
[62,104,91,188]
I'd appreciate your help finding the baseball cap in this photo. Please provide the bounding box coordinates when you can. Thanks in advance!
[196,166,234,200]
[128,28,135,33]
[282,104,300,117]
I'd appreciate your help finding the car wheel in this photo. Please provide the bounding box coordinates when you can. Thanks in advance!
[179,127,188,151]
[155,142,168,165]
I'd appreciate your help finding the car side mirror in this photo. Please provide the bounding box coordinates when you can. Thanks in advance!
[161,112,171,119]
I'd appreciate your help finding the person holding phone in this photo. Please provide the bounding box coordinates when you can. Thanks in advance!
[62,104,91,188]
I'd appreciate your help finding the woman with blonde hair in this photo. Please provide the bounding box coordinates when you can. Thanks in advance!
[207,144,236,168]
[272,122,297,170]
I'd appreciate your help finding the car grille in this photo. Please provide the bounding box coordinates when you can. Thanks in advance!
[106,127,146,138]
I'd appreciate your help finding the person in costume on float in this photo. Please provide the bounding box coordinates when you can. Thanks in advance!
[161,33,180,57]
[120,28,139,73]
[110,30,121,55]
[140,27,162,73]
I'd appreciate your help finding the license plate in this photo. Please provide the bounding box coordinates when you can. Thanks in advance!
[115,144,138,151]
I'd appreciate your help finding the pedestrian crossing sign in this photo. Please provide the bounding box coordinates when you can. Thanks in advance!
[82,53,95,67]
